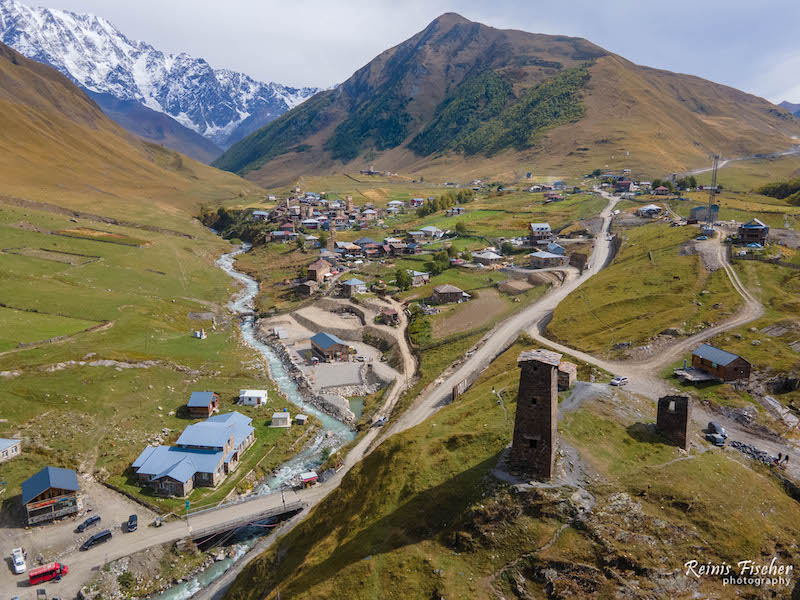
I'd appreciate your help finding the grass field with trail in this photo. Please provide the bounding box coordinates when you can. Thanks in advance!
[547,221,742,355]
[223,340,800,600]
[0,200,300,513]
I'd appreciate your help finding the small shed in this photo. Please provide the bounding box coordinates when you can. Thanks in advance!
[558,362,578,391]
[271,412,292,428]
[239,389,269,406]
[187,391,219,418]
[295,414,309,425]
[691,344,751,382]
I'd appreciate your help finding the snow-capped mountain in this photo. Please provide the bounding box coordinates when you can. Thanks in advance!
[0,0,319,150]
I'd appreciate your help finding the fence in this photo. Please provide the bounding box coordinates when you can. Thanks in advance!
[733,255,800,270]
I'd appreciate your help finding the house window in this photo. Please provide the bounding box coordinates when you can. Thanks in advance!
[11,446,16,453]
[668,400,676,412]
[2,450,6,457]
[529,439,538,449]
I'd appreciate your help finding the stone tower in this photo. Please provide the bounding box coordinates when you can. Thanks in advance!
[656,395,692,450]
[510,349,561,479]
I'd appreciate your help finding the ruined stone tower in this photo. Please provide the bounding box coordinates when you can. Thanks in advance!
[510,349,561,479]
[656,395,692,450]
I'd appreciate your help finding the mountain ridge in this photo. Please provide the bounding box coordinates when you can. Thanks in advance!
[214,13,800,185]
[0,0,320,157]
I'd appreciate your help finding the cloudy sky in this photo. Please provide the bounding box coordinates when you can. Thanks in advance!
[42,0,800,103]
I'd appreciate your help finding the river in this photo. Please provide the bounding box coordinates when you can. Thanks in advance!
[149,244,355,600]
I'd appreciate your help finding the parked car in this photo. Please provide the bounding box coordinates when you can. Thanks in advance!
[706,433,726,447]
[11,547,26,574]
[126,514,138,533]
[356,356,366,362]
[373,417,387,427]
[696,235,708,241]
[610,377,628,386]
[80,530,112,551]
[76,515,101,533]
[707,421,727,438]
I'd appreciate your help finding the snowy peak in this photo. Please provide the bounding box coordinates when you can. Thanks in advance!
[0,0,319,148]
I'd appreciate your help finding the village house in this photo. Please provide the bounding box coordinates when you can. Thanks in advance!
[239,389,268,406]
[546,242,565,256]
[407,270,430,287]
[0,437,21,463]
[251,210,270,221]
[432,284,470,304]
[614,179,634,193]
[691,344,751,382]
[132,412,255,497]
[653,186,670,196]
[387,200,405,210]
[553,180,567,190]
[406,231,426,242]
[380,308,399,324]
[636,204,663,218]
[186,391,219,418]
[420,225,443,239]
[311,332,351,361]
[298,280,318,296]
[270,412,292,428]
[544,192,564,203]
[21,466,82,525]
[738,218,769,245]
[411,198,425,208]
[472,250,504,266]
[529,251,570,269]
[406,242,422,254]
[528,223,554,246]
[307,258,332,282]
[446,206,466,217]
[270,230,299,243]
[361,209,378,221]
[341,278,367,296]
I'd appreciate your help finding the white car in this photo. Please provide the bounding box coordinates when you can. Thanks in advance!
[610,377,629,386]
[11,547,26,574]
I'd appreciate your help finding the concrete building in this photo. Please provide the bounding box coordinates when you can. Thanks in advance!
[22,467,81,525]
[691,344,751,382]
[510,350,561,479]
[529,251,569,269]
[0,437,21,463]
[239,389,268,406]
[656,396,692,450]
[186,391,219,418]
[472,250,503,266]
[311,332,351,362]
[636,204,663,218]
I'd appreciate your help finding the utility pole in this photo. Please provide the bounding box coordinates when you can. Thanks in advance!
[707,153,720,226]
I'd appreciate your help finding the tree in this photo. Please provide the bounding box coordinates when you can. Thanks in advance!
[296,235,306,250]
[688,175,698,189]
[395,268,412,291]
[318,231,328,248]
[501,241,514,255]
[455,221,468,235]
[651,178,663,189]
[591,168,603,177]
[446,245,458,258]
[461,250,472,262]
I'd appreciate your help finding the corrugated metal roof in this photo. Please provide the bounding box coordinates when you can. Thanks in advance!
[742,218,767,229]
[132,445,157,468]
[342,278,365,286]
[0,438,19,452]
[176,423,232,448]
[187,391,216,407]
[134,445,223,478]
[154,457,196,483]
[692,344,741,366]
[22,466,79,505]
[434,284,463,293]
[311,332,347,349]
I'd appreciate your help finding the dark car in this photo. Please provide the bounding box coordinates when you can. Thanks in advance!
[80,529,112,551]
[707,421,727,438]
[706,433,726,447]
[76,514,101,533]
[126,514,138,533]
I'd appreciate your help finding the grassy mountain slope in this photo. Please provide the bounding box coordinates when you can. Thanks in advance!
[215,14,800,186]
[223,341,800,600]
[0,42,261,229]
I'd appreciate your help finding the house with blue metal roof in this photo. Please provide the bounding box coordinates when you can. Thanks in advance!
[691,344,751,382]
[21,466,81,525]
[311,332,351,361]
[341,278,367,297]
[0,437,21,463]
[186,391,219,417]
[132,411,255,497]
[738,218,769,246]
